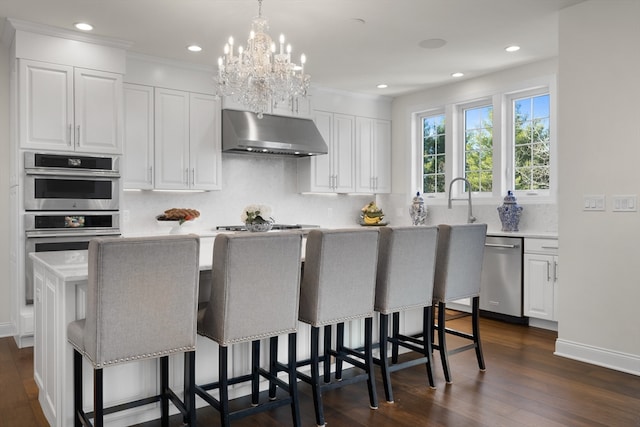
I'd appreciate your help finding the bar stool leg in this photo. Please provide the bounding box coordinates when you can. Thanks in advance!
[310,326,326,426]
[391,312,400,364]
[472,296,486,371]
[437,301,452,384]
[423,305,436,389]
[335,322,345,380]
[269,336,278,400]
[251,341,260,406]
[94,368,104,427]
[183,351,196,426]
[364,317,379,409]
[323,325,331,383]
[160,356,169,427]
[378,313,394,403]
[73,350,83,427]
[219,345,231,427]
[287,332,302,427]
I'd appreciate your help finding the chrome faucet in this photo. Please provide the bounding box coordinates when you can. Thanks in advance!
[448,177,477,223]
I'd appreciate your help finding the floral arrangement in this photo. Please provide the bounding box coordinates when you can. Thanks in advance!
[156,208,200,225]
[241,204,274,224]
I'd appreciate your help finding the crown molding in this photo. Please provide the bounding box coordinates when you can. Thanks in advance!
[6,17,133,50]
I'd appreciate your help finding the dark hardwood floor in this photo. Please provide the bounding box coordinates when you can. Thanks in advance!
[2,313,639,426]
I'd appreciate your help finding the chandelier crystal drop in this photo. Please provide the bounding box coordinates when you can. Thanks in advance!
[216,0,310,118]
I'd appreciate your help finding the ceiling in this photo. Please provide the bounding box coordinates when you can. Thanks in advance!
[0,0,585,97]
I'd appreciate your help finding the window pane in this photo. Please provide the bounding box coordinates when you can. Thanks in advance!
[512,93,550,192]
[464,104,493,193]
[421,113,446,195]
[533,95,550,119]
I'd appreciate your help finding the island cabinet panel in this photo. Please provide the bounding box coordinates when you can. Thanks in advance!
[19,59,123,154]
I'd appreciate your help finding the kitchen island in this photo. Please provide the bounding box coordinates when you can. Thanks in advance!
[29,238,387,427]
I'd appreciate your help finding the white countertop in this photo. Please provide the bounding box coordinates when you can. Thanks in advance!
[29,242,215,282]
[486,230,558,239]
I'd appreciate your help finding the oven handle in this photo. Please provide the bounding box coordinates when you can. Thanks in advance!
[26,230,121,238]
[24,168,120,178]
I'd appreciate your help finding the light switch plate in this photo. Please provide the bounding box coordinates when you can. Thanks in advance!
[583,195,605,211]
[612,195,637,212]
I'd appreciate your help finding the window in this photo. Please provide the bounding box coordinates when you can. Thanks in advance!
[421,113,446,194]
[513,94,550,192]
[463,105,493,192]
[415,80,554,202]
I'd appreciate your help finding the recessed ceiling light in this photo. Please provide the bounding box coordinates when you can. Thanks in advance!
[74,22,93,31]
[451,72,464,78]
[505,45,520,52]
[187,45,202,52]
[377,84,388,89]
[419,38,447,49]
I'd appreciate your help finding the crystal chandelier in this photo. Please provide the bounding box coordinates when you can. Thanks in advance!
[217,0,310,118]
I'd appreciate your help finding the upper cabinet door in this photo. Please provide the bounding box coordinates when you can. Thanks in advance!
[189,93,221,190]
[123,84,154,189]
[307,110,334,192]
[355,117,375,193]
[19,60,74,151]
[332,113,355,193]
[154,88,190,190]
[74,68,123,154]
[373,119,391,193]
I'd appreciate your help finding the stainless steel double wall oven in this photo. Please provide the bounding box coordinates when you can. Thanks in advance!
[24,152,121,303]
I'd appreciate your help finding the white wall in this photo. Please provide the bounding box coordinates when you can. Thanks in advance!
[555,0,640,375]
[383,58,559,232]
[0,41,11,331]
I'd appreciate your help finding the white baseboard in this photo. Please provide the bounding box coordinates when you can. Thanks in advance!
[555,338,640,376]
[0,322,16,338]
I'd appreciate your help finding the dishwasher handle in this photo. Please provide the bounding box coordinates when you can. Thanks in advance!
[485,243,520,249]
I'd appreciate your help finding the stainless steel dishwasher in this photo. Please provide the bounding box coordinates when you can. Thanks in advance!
[479,235,525,323]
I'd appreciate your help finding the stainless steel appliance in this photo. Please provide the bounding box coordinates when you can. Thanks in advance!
[479,235,526,323]
[24,151,120,211]
[222,110,328,157]
[24,212,121,303]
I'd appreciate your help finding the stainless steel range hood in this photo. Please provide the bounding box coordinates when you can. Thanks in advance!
[222,109,328,157]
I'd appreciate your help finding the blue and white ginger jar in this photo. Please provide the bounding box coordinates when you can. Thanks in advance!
[497,191,523,232]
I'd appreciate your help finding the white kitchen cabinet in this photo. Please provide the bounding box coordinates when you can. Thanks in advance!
[524,238,559,321]
[189,92,222,190]
[271,96,312,118]
[19,59,123,154]
[298,110,355,193]
[154,88,221,191]
[123,83,154,189]
[224,95,311,118]
[355,117,391,193]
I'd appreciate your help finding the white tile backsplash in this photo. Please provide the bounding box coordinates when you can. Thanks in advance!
[122,154,374,235]
[123,155,557,236]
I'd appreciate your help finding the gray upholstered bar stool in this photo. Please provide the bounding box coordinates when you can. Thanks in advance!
[432,223,488,384]
[297,228,380,427]
[67,234,200,427]
[196,231,303,427]
[374,225,439,403]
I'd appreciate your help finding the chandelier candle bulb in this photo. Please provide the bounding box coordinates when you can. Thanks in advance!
[279,34,284,54]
